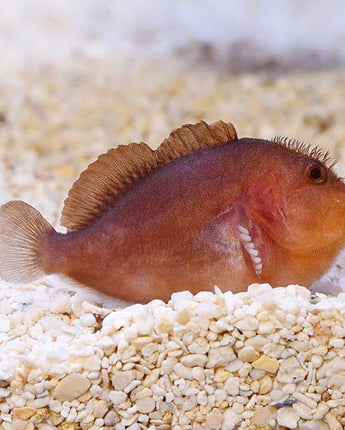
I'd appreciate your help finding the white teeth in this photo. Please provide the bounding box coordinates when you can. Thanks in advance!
[238,225,249,234]
[239,233,251,242]
[237,224,263,277]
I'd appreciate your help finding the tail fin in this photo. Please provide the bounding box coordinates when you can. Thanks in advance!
[0,201,55,283]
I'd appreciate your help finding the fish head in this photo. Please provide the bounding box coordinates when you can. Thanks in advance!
[247,138,345,263]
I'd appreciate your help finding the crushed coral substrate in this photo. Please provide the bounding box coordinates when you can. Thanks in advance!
[0,281,344,430]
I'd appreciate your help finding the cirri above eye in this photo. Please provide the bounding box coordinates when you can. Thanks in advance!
[305,163,328,185]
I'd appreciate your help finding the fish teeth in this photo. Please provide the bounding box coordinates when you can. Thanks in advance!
[239,233,251,242]
[237,224,263,277]
[237,225,249,234]
[247,248,259,257]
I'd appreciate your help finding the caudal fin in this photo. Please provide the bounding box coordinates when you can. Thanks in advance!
[0,201,55,283]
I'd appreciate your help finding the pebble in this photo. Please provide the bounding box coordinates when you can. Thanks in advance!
[325,412,342,430]
[181,354,208,367]
[136,397,155,413]
[80,313,97,327]
[111,371,135,390]
[234,316,259,331]
[258,374,273,394]
[205,409,223,429]
[223,408,242,429]
[52,374,91,401]
[252,407,272,426]
[108,391,127,406]
[224,376,240,396]
[252,355,279,373]
[12,407,37,420]
[207,346,235,368]
[104,410,119,426]
[237,346,258,362]
[277,407,299,428]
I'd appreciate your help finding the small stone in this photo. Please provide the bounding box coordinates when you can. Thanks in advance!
[313,401,329,419]
[143,369,160,387]
[80,313,97,327]
[111,371,135,390]
[162,357,178,374]
[277,407,299,429]
[292,401,313,420]
[207,346,236,368]
[234,316,259,331]
[214,368,230,383]
[84,355,101,371]
[224,376,240,396]
[181,354,208,367]
[257,320,275,334]
[104,411,120,426]
[176,309,194,325]
[252,355,279,373]
[258,374,273,394]
[12,407,37,420]
[188,337,210,354]
[93,399,108,418]
[52,374,90,401]
[292,392,317,409]
[136,397,155,413]
[5,420,27,430]
[141,343,158,357]
[109,391,127,406]
[174,362,193,379]
[325,412,342,430]
[205,409,223,429]
[237,346,258,362]
[136,388,152,399]
[252,407,272,426]
[131,336,153,350]
[223,408,241,429]
[299,420,329,430]
[247,283,272,297]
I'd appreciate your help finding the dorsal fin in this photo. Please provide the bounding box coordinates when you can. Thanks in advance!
[61,143,157,232]
[157,120,237,163]
[61,120,238,232]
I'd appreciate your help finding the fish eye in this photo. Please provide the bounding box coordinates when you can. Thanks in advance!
[305,163,327,185]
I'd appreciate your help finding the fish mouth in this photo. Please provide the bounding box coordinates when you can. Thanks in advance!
[236,223,263,277]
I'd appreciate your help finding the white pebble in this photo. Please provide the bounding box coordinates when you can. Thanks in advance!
[109,391,127,406]
[80,313,97,327]
[136,397,155,413]
[277,407,299,429]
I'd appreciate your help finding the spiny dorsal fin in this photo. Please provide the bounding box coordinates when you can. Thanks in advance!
[157,120,237,163]
[61,121,238,232]
[61,143,157,232]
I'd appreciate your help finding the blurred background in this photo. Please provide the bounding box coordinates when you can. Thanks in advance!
[0,0,345,224]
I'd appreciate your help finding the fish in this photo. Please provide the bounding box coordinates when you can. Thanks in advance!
[1,120,345,303]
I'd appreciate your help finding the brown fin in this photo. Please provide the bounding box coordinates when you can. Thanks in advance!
[61,120,238,232]
[0,201,55,283]
[157,120,237,163]
[61,143,158,231]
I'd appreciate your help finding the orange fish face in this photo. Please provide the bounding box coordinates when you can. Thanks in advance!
[247,143,345,264]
